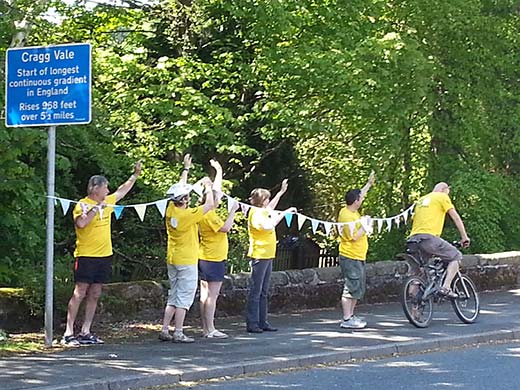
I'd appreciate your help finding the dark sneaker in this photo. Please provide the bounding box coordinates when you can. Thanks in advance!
[77,333,104,345]
[158,331,174,342]
[60,335,80,347]
[246,327,263,333]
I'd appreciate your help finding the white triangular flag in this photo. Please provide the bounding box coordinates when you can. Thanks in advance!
[98,207,104,220]
[134,204,147,221]
[377,218,384,234]
[323,222,332,236]
[337,224,344,236]
[192,181,203,197]
[155,199,168,218]
[386,218,392,232]
[227,197,237,213]
[59,198,71,215]
[297,214,307,230]
[395,215,401,228]
[240,203,250,215]
[402,209,409,224]
[348,222,355,237]
[311,219,319,234]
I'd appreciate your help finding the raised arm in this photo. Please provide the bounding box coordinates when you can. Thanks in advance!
[359,171,375,202]
[201,177,216,214]
[210,159,223,195]
[219,202,239,233]
[179,154,192,184]
[267,179,288,210]
[114,160,142,202]
[447,208,470,247]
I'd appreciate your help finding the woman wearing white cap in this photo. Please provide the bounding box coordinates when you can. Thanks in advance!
[159,155,215,343]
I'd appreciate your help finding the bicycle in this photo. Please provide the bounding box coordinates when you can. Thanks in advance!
[397,238,480,328]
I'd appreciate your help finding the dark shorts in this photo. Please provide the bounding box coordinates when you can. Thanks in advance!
[408,234,462,265]
[198,260,226,282]
[339,256,366,300]
[74,256,112,284]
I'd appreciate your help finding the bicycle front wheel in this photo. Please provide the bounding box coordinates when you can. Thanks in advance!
[401,276,433,328]
[451,275,480,324]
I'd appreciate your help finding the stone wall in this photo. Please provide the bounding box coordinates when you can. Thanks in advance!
[1,251,519,331]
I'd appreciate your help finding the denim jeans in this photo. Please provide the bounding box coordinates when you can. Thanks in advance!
[246,259,273,328]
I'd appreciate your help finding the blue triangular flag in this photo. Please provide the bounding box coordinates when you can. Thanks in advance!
[284,213,293,227]
[114,205,124,220]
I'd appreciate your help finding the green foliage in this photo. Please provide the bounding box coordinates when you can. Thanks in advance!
[0,0,518,303]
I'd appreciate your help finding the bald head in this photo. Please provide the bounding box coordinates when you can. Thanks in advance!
[433,182,450,193]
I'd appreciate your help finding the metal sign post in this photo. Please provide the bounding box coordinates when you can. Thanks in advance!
[5,43,91,347]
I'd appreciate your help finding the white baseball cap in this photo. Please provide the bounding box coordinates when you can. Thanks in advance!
[166,183,193,199]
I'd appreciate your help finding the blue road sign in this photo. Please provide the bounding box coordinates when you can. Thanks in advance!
[5,43,91,127]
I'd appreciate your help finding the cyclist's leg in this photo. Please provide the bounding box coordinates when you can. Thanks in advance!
[418,235,462,291]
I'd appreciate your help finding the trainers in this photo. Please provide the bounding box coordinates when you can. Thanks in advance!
[173,332,195,343]
[60,335,80,347]
[439,287,458,299]
[205,330,229,339]
[158,331,174,342]
[77,333,104,345]
[340,316,367,329]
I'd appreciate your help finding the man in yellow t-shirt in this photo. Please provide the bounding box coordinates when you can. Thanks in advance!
[159,160,215,343]
[409,182,470,297]
[61,161,142,347]
[337,171,374,330]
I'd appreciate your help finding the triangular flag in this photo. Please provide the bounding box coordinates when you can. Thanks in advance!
[59,199,71,215]
[323,222,332,236]
[395,216,401,228]
[240,203,250,215]
[402,209,409,224]
[311,219,320,234]
[284,212,294,227]
[192,181,203,197]
[386,218,392,232]
[134,204,147,221]
[348,222,355,237]
[227,197,237,213]
[98,207,104,220]
[113,205,124,220]
[79,202,88,215]
[297,214,307,230]
[377,218,384,234]
[155,199,168,218]
[337,224,344,235]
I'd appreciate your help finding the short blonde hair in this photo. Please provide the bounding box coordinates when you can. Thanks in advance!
[249,188,270,207]
[87,175,108,195]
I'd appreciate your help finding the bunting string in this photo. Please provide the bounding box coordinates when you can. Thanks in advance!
[47,190,415,236]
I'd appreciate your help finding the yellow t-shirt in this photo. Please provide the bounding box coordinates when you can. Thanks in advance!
[410,192,454,237]
[73,194,117,258]
[198,209,228,262]
[166,203,204,266]
[338,207,368,261]
[247,208,276,259]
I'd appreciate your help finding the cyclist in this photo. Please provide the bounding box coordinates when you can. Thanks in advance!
[408,182,470,298]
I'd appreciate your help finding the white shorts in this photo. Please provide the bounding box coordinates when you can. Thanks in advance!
[167,264,198,309]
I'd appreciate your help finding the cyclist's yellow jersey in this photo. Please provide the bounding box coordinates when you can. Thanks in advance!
[247,208,276,259]
[338,207,368,261]
[166,204,204,266]
[410,192,454,237]
[198,209,228,262]
[73,194,116,258]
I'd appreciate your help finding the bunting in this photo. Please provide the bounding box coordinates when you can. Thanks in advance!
[47,192,415,238]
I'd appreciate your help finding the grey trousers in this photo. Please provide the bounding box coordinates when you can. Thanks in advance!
[246,259,273,328]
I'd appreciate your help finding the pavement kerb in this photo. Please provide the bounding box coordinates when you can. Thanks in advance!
[33,327,520,390]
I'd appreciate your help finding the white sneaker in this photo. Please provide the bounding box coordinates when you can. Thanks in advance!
[173,332,195,343]
[205,329,229,339]
[340,316,367,329]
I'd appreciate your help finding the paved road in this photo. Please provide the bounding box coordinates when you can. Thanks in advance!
[183,341,520,390]
[1,289,520,390]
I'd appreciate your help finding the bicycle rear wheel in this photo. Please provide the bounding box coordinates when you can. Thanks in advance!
[451,275,480,323]
[401,276,433,328]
